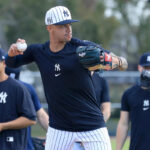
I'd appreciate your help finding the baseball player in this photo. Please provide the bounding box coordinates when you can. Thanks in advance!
[5,67,49,150]
[0,48,36,150]
[5,6,128,150]
[116,52,150,150]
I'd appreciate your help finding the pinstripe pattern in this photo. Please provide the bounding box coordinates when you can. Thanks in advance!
[55,7,61,22]
[58,7,64,21]
[61,7,66,21]
[45,6,72,25]
[45,127,111,150]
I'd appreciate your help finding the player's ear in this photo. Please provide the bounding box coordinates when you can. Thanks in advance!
[138,65,143,73]
[1,60,6,68]
[46,25,52,31]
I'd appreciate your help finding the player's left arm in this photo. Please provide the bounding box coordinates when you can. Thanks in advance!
[116,111,130,150]
[76,46,128,71]
[100,102,111,122]
[109,52,128,71]
[37,108,49,131]
[89,52,128,71]
[0,117,36,132]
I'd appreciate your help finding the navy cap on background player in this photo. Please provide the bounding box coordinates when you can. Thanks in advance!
[0,48,21,79]
[0,48,6,61]
[139,52,150,66]
[45,6,79,25]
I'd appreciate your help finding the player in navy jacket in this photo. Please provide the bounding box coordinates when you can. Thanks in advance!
[116,52,150,150]
[5,67,49,150]
[5,6,127,150]
[0,49,36,150]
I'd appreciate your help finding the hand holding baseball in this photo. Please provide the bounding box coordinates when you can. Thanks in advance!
[8,38,27,57]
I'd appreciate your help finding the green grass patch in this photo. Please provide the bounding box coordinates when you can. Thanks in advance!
[111,137,130,150]
[31,123,47,138]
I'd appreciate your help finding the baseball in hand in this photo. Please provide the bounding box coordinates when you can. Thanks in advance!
[16,42,27,52]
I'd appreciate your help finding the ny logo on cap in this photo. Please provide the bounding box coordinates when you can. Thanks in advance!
[47,17,53,24]
[147,56,150,62]
[63,10,69,17]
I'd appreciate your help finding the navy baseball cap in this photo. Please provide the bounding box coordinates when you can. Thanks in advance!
[0,48,6,61]
[45,6,79,25]
[139,52,150,66]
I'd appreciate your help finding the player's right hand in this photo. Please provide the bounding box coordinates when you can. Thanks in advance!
[8,38,26,57]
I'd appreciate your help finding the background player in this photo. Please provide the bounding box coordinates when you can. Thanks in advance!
[116,52,150,150]
[0,48,36,150]
[92,71,111,122]
[73,71,111,150]
[5,66,49,150]
[5,6,127,150]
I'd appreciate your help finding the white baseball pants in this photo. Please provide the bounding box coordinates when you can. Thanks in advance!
[45,127,111,150]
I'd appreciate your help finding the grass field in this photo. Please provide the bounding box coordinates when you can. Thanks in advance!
[32,123,130,150]
[111,137,130,150]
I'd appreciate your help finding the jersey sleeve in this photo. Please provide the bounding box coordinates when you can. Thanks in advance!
[100,78,110,103]
[5,44,35,68]
[16,84,36,121]
[121,90,130,111]
[24,83,42,112]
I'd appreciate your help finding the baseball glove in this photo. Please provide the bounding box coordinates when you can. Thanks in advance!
[76,45,112,71]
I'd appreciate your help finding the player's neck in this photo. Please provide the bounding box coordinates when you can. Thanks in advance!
[50,42,66,52]
[0,73,8,82]
[50,38,66,52]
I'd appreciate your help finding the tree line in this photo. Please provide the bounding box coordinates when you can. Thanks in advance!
[0,0,150,70]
